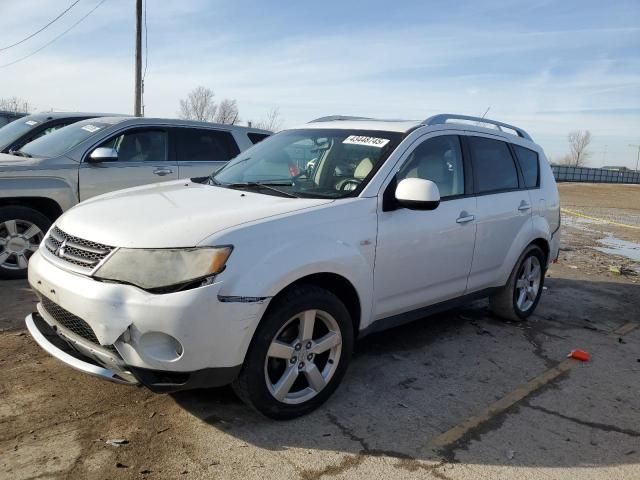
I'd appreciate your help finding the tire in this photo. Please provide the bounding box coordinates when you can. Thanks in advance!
[0,206,51,280]
[232,284,354,419]
[489,245,546,322]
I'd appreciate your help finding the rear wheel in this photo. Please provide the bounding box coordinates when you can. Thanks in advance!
[490,245,545,322]
[0,206,50,280]
[232,285,354,419]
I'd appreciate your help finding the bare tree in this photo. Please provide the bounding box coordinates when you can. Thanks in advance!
[0,96,32,114]
[253,107,284,132]
[567,130,592,167]
[179,86,217,121]
[215,99,240,125]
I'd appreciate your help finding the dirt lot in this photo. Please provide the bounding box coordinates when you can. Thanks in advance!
[1,183,639,480]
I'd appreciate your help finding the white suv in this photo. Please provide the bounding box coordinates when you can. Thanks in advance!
[26,113,560,419]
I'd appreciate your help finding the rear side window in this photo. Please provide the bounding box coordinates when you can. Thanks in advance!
[247,132,270,144]
[513,145,539,188]
[176,128,240,162]
[468,136,519,193]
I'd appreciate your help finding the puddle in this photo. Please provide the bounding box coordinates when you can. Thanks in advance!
[593,235,640,262]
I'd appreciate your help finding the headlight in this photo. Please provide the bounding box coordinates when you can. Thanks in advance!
[94,246,232,291]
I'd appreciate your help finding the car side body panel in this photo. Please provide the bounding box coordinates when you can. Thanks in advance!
[202,197,377,331]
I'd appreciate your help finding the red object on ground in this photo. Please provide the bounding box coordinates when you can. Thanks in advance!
[568,349,590,362]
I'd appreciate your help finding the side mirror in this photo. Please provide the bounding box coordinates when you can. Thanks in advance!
[395,178,440,210]
[88,147,118,163]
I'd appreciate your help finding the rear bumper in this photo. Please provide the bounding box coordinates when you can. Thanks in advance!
[26,312,242,392]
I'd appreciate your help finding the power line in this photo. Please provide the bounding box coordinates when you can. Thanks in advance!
[0,0,107,69]
[0,0,82,52]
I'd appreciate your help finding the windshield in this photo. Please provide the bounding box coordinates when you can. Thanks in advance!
[0,116,43,149]
[20,119,114,158]
[213,129,403,198]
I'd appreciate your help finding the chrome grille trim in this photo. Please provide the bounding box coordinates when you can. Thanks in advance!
[43,226,115,273]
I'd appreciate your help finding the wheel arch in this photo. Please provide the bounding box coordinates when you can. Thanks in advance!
[0,197,63,222]
[265,272,362,338]
[529,237,550,266]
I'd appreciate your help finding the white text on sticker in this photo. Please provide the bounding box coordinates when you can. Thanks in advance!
[343,135,390,148]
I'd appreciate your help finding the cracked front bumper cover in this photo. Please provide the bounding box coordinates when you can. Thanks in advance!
[26,312,138,385]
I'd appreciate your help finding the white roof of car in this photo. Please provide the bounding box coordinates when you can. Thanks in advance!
[302,118,420,133]
[298,114,534,142]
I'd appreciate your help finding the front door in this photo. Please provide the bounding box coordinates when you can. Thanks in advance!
[79,128,177,201]
[374,134,477,320]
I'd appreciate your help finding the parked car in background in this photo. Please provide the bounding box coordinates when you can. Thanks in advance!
[0,112,122,154]
[0,110,28,128]
[25,113,560,419]
[0,117,271,278]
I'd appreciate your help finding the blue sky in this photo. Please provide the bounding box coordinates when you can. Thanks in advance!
[1,0,639,167]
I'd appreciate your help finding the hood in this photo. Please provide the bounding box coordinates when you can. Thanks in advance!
[0,152,46,169]
[56,180,333,248]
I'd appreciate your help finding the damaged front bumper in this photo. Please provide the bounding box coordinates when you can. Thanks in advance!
[26,312,138,385]
[26,249,268,391]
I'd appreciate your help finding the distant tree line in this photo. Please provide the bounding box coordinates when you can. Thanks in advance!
[178,86,283,131]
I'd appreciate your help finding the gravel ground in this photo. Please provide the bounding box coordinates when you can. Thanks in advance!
[1,183,639,480]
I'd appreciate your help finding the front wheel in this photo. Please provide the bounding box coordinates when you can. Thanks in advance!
[0,206,50,280]
[490,245,546,322]
[232,285,354,419]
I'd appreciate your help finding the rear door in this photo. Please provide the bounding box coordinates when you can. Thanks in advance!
[464,134,533,291]
[173,127,240,179]
[79,127,177,201]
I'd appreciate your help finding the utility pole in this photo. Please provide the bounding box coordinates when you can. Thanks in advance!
[630,144,640,172]
[134,0,142,117]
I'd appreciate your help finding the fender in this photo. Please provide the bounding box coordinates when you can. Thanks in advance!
[209,198,378,330]
[495,216,550,286]
[0,176,77,212]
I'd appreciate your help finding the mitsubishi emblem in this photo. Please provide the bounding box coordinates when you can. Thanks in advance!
[56,239,68,258]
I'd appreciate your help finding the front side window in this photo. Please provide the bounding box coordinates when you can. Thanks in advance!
[513,145,539,188]
[176,128,239,162]
[21,119,116,158]
[212,129,403,198]
[98,129,167,162]
[468,136,519,193]
[397,135,465,198]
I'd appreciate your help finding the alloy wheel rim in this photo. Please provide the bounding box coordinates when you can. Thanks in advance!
[264,309,342,405]
[0,219,43,271]
[515,255,541,312]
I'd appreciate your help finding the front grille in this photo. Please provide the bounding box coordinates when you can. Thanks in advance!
[44,226,114,271]
[39,295,117,353]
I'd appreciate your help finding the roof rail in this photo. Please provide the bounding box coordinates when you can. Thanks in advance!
[309,115,373,123]
[423,113,532,141]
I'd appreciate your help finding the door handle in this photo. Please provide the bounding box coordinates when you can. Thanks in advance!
[456,214,475,224]
[153,167,173,176]
[518,202,531,212]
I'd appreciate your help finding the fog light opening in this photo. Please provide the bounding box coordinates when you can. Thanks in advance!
[139,332,184,362]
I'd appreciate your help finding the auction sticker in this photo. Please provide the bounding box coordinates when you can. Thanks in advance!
[81,124,101,133]
[343,135,390,148]
[25,120,38,126]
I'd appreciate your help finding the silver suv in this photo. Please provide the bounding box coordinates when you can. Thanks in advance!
[0,117,270,278]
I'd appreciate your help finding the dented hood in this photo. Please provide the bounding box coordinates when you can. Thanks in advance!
[56,179,332,248]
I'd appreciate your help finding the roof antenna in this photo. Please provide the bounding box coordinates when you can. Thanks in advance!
[480,106,491,119]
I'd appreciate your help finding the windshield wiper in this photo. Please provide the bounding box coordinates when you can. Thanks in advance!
[225,181,298,198]
[9,150,31,158]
